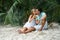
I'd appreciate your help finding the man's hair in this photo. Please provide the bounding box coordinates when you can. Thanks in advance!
[38,8,43,13]
[32,7,43,13]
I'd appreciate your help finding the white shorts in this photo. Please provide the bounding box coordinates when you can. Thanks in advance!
[34,24,42,31]
[34,21,48,31]
[23,20,36,28]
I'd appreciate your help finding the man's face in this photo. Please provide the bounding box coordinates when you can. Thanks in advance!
[35,9,40,15]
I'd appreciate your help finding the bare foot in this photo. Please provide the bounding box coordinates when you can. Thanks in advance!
[18,29,26,34]
[18,29,23,34]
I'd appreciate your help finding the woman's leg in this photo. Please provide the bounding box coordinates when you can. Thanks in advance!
[18,27,27,33]
[24,27,36,33]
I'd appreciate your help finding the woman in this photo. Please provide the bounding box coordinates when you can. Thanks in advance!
[18,9,36,34]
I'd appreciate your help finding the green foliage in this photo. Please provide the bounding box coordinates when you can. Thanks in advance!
[4,1,19,25]
[52,5,60,22]
[0,0,60,25]
[0,13,6,23]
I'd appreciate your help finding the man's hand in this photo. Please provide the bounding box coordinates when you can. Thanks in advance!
[35,20,40,24]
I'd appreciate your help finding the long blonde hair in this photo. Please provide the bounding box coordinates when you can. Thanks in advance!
[31,9,36,18]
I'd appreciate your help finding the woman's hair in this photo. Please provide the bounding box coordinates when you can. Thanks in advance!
[31,8,36,15]
[30,8,36,18]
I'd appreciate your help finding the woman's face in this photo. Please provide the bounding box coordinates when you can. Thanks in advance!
[31,9,36,15]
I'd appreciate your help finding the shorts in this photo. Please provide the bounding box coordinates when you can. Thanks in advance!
[34,24,42,31]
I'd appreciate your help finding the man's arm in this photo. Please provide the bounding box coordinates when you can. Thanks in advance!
[39,15,46,31]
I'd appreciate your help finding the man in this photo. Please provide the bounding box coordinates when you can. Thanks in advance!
[34,8,48,31]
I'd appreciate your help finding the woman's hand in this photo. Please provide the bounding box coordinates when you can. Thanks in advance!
[28,15,35,22]
[32,15,36,19]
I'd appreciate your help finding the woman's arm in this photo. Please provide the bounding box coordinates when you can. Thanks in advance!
[28,15,35,22]
[28,15,32,22]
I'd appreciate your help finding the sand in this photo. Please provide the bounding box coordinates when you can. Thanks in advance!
[0,23,60,40]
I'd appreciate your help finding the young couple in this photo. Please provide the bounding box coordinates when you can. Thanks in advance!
[18,8,48,34]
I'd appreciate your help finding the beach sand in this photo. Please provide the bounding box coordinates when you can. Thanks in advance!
[0,23,60,40]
